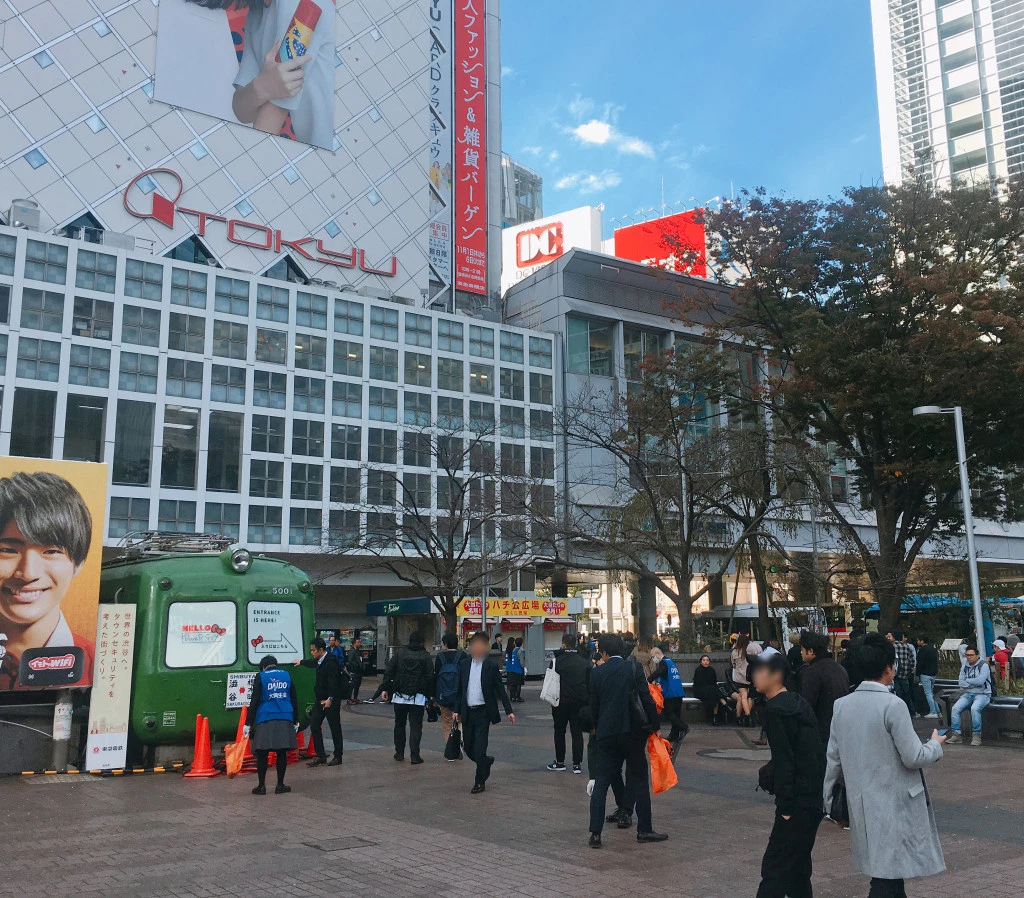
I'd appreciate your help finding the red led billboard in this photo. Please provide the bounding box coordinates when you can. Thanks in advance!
[613,209,707,277]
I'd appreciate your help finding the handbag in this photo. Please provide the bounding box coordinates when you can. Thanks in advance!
[426,702,439,723]
[757,759,775,794]
[827,780,849,824]
[444,721,463,761]
[540,660,561,707]
[628,663,654,734]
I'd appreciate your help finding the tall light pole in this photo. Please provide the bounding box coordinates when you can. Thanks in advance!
[912,405,987,655]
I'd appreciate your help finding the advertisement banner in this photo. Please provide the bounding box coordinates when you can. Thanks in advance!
[85,605,137,771]
[613,209,707,278]
[454,0,488,294]
[154,0,336,150]
[500,206,603,293]
[226,671,258,710]
[428,0,454,287]
[0,459,107,692]
[458,598,572,617]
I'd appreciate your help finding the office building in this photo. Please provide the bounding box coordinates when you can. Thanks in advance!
[501,154,544,228]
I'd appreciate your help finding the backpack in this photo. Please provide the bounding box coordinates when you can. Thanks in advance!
[397,650,427,696]
[436,650,464,707]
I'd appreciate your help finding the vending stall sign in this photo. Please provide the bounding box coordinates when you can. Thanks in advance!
[85,605,137,770]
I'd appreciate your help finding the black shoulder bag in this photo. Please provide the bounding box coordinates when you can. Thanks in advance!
[628,662,654,734]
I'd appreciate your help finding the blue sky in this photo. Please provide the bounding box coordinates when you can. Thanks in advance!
[500,0,883,229]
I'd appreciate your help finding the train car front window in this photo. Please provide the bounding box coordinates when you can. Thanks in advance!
[246,601,303,665]
[165,601,237,668]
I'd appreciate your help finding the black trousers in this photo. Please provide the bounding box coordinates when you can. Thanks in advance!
[552,701,584,765]
[893,677,915,716]
[589,733,651,835]
[868,879,906,898]
[308,700,343,760]
[393,703,425,757]
[349,673,362,701]
[661,697,688,741]
[756,808,823,898]
[463,706,493,784]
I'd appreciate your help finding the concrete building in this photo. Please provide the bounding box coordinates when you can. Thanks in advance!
[501,154,543,228]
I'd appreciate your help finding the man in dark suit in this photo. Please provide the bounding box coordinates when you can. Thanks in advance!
[294,637,345,767]
[588,633,667,848]
[547,632,592,773]
[454,630,515,794]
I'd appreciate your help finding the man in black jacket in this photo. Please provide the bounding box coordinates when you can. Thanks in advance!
[345,635,365,704]
[454,630,515,793]
[587,633,667,848]
[915,635,941,719]
[752,652,825,898]
[381,632,434,764]
[798,631,850,745]
[546,632,591,773]
[294,637,345,767]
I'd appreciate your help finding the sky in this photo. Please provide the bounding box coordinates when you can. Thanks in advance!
[499,0,883,232]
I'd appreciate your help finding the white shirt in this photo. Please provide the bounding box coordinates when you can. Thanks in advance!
[467,658,485,707]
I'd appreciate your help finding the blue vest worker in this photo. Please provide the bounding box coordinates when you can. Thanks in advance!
[254,667,294,724]
[507,646,525,675]
[659,657,685,699]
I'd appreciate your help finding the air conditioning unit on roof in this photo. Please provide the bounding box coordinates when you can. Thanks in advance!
[8,199,40,231]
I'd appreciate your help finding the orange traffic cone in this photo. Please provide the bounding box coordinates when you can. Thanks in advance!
[233,706,257,774]
[185,714,220,778]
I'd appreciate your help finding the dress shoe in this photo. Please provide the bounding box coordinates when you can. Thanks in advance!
[327,757,343,767]
[410,755,424,765]
[637,831,669,843]
[471,782,486,794]
[588,833,602,849]
[394,752,405,761]
[251,784,266,795]
[616,812,633,830]
[275,784,291,794]
[605,808,625,823]
[307,757,326,767]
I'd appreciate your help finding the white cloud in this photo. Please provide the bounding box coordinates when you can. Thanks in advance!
[501,65,515,77]
[568,95,595,119]
[573,120,613,146]
[520,145,543,156]
[571,119,654,158]
[555,170,622,194]
[548,150,559,162]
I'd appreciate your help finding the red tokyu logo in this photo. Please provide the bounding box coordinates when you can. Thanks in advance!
[28,654,76,671]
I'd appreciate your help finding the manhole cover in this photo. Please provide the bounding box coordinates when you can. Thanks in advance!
[304,836,377,852]
[697,748,769,762]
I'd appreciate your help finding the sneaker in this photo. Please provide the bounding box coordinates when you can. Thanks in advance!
[925,713,940,719]
[546,761,566,771]
[394,752,405,762]
[274,784,291,794]
[971,733,982,747]
[572,764,583,775]
[946,732,962,744]
[251,784,266,796]
[589,833,602,849]
[606,809,625,823]
[616,812,633,830]
[637,831,669,843]
[410,755,424,765]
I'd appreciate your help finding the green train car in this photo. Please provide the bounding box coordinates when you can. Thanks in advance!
[99,537,316,754]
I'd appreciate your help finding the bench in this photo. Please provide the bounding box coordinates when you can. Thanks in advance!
[936,689,1024,746]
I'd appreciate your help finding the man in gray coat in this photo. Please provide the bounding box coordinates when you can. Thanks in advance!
[824,633,947,898]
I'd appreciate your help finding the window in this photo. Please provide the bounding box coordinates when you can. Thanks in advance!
[292,419,325,457]
[366,512,396,544]
[112,399,154,484]
[437,475,464,513]
[291,462,324,501]
[332,381,362,418]
[249,459,284,498]
[293,375,326,413]
[529,335,553,369]
[437,357,463,391]
[531,408,554,441]
[20,288,64,332]
[296,291,328,329]
[401,351,430,387]
[0,234,16,276]
[211,365,246,403]
[566,316,613,376]
[500,331,524,363]
[437,436,463,471]
[334,340,362,376]
[330,466,361,503]
[403,472,432,509]
[370,306,398,341]
[248,505,283,544]
[368,386,398,422]
[164,357,203,398]
[335,298,363,335]
[367,469,397,505]
[206,411,243,492]
[72,297,114,339]
[17,337,61,381]
[295,333,327,370]
[161,405,201,488]
[256,283,290,322]
[470,441,495,474]
[256,327,287,364]
[170,268,207,308]
[500,367,524,400]
[531,446,555,479]
[24,240,67,284]
[253,371,287,408]
[332,424,362,460]
[168,312,206,354]
[501,405,525,438]
[9,389,56,458]
[438,396,464,430]
[469,363,494,395]
[214,276,249,315]
[623,327,662,381]
[0,284,9,324]
[469,401,493,433]
[63,395,106,462]
[213,320,248,359]
[158,500,197,534]
[405,312,432,347]
[369,345,398,381]
[0,333,6,368]
[405,391,431,426]
[122,305,161,347]
[367,428,397,464]
[75,250,116,292]
[404,433,432,467]
[205,502,240,540]
[252,415,288,452]
[502,443,526,475]
[165,601,235,668]
[438,318,463,352]
[329,509,361,547]
[124,260,164,301]
[530,372,553,405]
[290,507,323,546]
[469,325,494,359]
[502,482,528,516]
[109,497,150,539]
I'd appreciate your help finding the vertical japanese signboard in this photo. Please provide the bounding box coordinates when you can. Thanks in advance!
[428,0,453,288]
[85,605,137,771]
[454,0,488,295]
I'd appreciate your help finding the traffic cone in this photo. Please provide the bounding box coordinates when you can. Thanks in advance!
[185,715,220,778]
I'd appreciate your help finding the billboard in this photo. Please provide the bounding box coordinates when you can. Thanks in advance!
[500,206,603,293]
[613,209,707,278]
[0,459,108,692]
[154,0,336,150]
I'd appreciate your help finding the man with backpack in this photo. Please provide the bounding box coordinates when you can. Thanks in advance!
[381,632,435,764]
[345,635,364,705]
[546,632,591,774]
[434,632,467,748]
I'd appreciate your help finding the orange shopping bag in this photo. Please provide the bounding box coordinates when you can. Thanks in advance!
[224,737,249,778]
[647,734,678,795]
[647,681,665,714]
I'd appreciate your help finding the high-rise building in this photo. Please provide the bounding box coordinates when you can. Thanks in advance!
[501,154,543,227]
[871,0,1024,186]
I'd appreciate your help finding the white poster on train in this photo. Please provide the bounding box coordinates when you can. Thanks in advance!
[85,605,137,771]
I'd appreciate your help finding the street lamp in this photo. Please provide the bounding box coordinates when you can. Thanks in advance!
[912,405,987,656]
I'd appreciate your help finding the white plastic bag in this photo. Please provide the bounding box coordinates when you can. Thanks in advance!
[540,659,560,707]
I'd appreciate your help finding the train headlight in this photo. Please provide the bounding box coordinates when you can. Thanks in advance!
[230,548,252,573]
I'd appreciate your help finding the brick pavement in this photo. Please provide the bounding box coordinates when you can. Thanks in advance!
[1,681,1021,898]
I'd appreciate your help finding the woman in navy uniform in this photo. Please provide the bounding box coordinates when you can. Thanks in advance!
[649,647,689,753]
[247,655,298,795]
